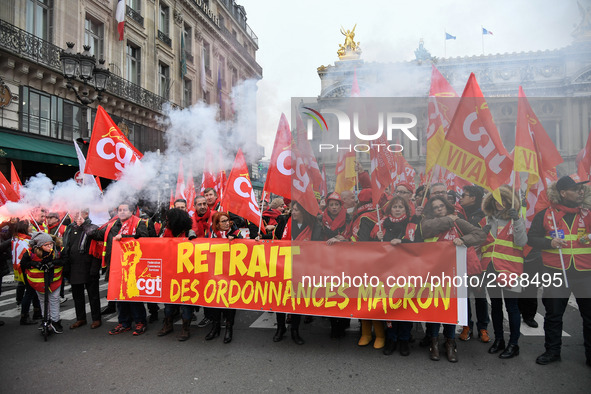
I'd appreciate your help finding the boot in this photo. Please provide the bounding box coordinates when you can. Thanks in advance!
[20,314,37,326]
[223,322,233,344]
[273,324,286,342]
[358,320,373,346]
[429,337,440,361]
[157,317,174,337]
[373,321,386,349]
[445,338,458,363]
[291,326,305,345]
[177,319,191,341]
[205,320,221,340]
[32,307,42,320]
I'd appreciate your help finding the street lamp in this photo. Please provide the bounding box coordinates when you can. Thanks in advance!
[60,42,110,106]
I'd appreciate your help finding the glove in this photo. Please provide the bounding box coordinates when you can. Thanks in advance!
[507,208,520,221]
[481,224,492,234]
[44,262,54,270]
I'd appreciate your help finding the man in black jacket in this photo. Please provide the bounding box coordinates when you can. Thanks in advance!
[528,176,591,367]
[62,209,102,329]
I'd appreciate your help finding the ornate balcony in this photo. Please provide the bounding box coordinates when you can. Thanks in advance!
[0,19,169,113]
[157,30,172,47]
[126,5,144,26]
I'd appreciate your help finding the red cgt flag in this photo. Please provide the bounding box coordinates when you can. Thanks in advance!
[370,134,396,205]
[515,86,563,189]
[425,65,459,175]
[0,170,19,206]
[10,162,22,199]
[85,106,143,180]
[220,149,262,227]
[264,113,293,199]
[435,73,512,203]
[185,167,196,217]
[291,145,320,216]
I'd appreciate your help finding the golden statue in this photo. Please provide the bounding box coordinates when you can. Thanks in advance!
[338,25,362,60]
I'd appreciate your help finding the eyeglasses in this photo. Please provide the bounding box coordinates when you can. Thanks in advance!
[431,190,446,196]
[432,204,446,210]
[461,193,471,198]
[396,190,412,195]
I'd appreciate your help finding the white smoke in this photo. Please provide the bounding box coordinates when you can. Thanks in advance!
[0,80,261,221]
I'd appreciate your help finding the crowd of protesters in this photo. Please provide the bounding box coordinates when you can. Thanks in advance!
[1,168,590,369]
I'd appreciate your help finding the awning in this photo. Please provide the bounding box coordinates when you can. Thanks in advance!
[0,131,78,166]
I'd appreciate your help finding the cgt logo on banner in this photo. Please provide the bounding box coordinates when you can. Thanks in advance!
[117,241,162,299]
[85,106,143,180]
[303,102,418,154]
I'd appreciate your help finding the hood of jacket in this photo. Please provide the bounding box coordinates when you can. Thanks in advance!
[482,185,520,220]
[546,181,591,209]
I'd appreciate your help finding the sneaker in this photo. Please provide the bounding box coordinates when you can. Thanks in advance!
[109,324,131,335]
[197,317,212,328]
[479,329,490,343]
[133,323,147,336]
[60,296,68,304]
[459,326,472,341]
[51,320,64,334]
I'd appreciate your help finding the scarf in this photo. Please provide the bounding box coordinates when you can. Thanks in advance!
[118,215,141,236]
[263,208,282,225]
[282,217,313,241]
[192,208,211,237]
[370,214,408,239]
[322,207,346,232]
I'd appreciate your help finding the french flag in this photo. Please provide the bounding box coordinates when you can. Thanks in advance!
[482,27,493,35]
[116,0,125,41]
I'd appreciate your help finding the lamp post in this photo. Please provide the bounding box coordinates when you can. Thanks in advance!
[60,42,110,106]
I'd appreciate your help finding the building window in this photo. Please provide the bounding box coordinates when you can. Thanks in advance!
[84,15,104,60]
[184,79,192,107]
[127,0,144,25]
[20,87,86,140]
[231,67,238,87]
[218,56,226,88]
[129,0,141,12]
[159,62,170,99]
[126,42,141,85]
[203,42,211,76]
[159,2,170,35]
[26,0,52,41]
[183,24,193,62]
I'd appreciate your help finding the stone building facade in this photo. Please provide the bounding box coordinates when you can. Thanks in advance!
[0,0,261,182]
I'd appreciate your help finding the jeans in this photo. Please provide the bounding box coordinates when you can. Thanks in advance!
[117,301,147,327]
[164,304,193,320]
[20,281,40,316]
[386,321,412,341]
[427,323,455,339]
[36,290,60,322]
[71,279,101,322]
[489,285,521,345]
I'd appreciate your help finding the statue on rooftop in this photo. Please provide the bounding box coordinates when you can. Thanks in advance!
[338,25,362,60]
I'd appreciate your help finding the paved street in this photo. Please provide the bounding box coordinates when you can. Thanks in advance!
[1,276,589,393]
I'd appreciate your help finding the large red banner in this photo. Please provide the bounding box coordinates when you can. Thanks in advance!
[108,239,466,324]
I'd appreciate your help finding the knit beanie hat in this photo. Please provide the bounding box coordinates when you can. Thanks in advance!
[30,232,54,247]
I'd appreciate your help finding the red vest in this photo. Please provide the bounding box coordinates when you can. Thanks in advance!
[479,218,524,275]
[24,250,63,293]
[542,207,591,271]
